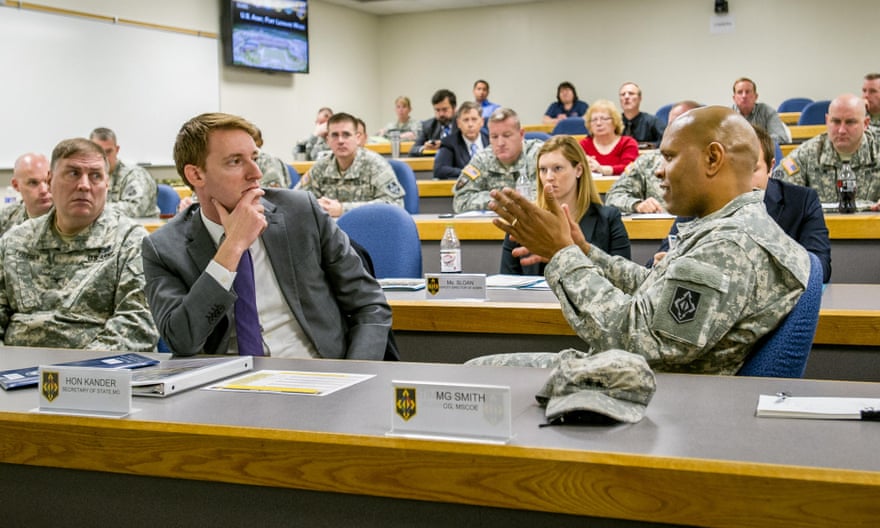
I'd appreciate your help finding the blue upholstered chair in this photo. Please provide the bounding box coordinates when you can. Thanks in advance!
[286,163,301,188]
[524,131,551,141]
[777,97,813,113]
[156,184,180,217]
[336,203,422,278]
[387,159,419,214]
[654,103,676,127]
[737,252,823,378]
[797,100,831,125]
[551,117,589,136]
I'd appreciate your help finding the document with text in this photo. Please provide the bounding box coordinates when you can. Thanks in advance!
[207,370,375,396]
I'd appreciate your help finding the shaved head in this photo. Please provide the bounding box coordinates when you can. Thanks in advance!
[658,106,758,217]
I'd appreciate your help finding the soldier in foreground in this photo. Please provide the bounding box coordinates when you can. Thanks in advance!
[0,138,158,351]
[482,106,810,374]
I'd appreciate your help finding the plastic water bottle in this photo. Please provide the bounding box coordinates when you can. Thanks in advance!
[3,186,18,205]
[837,162,857,214]
[389,130,401,159]
[440,224,461,273]
[515,170,535,201]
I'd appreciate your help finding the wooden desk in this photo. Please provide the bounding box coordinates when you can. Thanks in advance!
[386,285,880,381]
[414,214,676,241]
[414,213,880,240]
[173,185,192,199]
[365,141,413,156]
[780,143,797,156]
[1,348,879,527]
[789,124,825,141]
[779,111,800,125]
[387,284,880,347]
[522,123,554,133]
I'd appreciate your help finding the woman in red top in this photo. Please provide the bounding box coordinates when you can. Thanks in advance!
[579,99,639,175]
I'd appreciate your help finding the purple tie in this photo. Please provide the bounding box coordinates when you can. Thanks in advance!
[470,143,478,157]
[234,249,263,356]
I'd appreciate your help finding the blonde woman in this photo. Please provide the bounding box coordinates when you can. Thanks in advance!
[500,135,631,274]
[378,96,422,141]
[580,99,639,175]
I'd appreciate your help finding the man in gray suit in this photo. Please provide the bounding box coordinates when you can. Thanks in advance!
[142,112,391,359]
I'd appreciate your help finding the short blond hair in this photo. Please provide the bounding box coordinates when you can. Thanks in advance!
[585,99,624,136]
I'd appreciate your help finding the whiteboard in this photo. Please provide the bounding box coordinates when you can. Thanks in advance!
[0,7,220,168]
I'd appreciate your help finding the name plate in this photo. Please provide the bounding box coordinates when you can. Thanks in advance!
[38,365,132,417]
[424,273,487,300]
[388,380,512,444]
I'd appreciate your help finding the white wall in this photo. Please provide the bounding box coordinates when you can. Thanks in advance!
[16,0,381,168]
[7,0,877,175]
[377,0,878,123]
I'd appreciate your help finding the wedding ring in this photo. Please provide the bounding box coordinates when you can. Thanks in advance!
[510,218,518,227]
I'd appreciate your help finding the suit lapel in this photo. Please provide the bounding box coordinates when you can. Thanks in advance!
[581,205,600,241]
[186,209,218,274]
[260,199,311,337]
[764,179,784,219]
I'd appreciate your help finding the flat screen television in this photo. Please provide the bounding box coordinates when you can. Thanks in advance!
[221,1,309,74]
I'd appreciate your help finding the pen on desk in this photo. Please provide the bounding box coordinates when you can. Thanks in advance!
[860,407,880,421]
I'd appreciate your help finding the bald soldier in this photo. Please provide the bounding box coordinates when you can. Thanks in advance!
[774,93,880,210]
[0,153,53,235]
[483,106,810,374]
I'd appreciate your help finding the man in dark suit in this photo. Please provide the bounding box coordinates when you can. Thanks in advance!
[142,112,391,359]
[433,101,490,180]
[652,125,831,282]
[410,89,456,157]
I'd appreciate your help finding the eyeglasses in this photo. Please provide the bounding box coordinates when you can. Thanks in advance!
[589,116,612,123]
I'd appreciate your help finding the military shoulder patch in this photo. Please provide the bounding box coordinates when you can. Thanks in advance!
[668,286,701,324]
[454,175,469,191]
[781,157,799,176]
[462,164,481,181]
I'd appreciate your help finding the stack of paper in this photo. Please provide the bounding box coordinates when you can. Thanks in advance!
[486,274,545,289]
[756,394,880,420]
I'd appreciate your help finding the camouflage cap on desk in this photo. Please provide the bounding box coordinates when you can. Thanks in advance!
[535,348,656,424]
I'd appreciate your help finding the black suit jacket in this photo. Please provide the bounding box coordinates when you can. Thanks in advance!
[433,130,490,180]
[410,118,456,157]
[142,189,392,358]
[500,203,632,275]
[653,179,832,282]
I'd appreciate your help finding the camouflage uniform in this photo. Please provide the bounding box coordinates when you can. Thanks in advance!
[108,160,159,218]
[774,129,880,204]
[257,150,291,189]
[381,119,422,140]
[604,150,666,213]
[452,139,544,213]
[491,192,808,375]
[870,113,880,132]
[0,207,158,351]
[297,148,405,213]
[0,202,29,236]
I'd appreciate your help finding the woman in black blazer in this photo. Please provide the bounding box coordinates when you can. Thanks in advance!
[500,135,631,275]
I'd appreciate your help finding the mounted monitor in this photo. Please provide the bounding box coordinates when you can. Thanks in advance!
[221,1,309,74]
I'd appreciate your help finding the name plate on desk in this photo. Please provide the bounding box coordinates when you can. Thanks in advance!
[425,273,487,300]
[38,365,132,417]
[388,380,512,444]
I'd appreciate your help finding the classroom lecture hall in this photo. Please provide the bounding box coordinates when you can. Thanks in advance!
[1,0,879,526]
